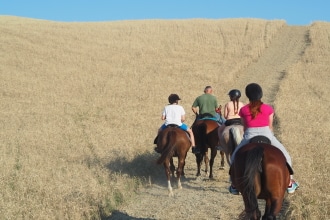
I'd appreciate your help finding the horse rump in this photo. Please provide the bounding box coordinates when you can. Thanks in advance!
[231,143,290,219]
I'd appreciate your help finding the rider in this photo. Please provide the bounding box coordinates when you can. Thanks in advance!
[217,89,244,143]
[192,86,219,119]
[155,94,196,149]
[229,83,299,194]
[191,86,220,153]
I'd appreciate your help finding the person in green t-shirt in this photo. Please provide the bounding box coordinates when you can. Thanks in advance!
[192,86,219,118]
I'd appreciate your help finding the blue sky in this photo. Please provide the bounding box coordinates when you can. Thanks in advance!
[0,1,329,25]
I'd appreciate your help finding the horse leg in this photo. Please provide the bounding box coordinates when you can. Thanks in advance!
[176,157,185,190]
[204,151,209,176]
[195,154,203,176]
[209,149,217,179]
[170,158,175,177]
[263,198,283,220]
[181,155,187,177]
[219,150,225,170]
[164,159,173,197]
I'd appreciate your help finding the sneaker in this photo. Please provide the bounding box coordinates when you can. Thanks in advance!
[287,180,299,194]
[229,185,239,195]
[191,146,200,154]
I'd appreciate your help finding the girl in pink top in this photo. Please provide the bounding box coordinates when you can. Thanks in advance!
[229,83,299,195]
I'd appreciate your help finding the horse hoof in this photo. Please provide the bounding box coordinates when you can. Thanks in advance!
[219,166,225,170]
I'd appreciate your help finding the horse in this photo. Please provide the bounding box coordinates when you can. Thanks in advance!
[230,140,290,219]
[191,113,224,179]
[218,124,244,168]
[154,125,192,196]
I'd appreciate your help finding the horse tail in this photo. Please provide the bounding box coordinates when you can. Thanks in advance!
[157,130,177,164]
[243,146,264,212]
[198,123,208,148]
[229,126,243,150]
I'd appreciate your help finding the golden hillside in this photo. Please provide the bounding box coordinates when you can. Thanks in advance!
[0,16,329,219]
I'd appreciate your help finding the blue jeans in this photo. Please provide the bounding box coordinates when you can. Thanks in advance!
[215,114,226,125]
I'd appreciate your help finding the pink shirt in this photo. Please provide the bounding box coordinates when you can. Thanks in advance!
[239,104,274,128]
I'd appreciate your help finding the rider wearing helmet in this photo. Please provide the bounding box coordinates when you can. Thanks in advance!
[224,89,244,126]
[217,89,244,148]
[154,94,196,149]
[229,83,299,195]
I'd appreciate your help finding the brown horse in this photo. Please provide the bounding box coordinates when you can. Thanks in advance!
[230,142,290,219]
[191,114,224,179]
[155,126,191,196]
[218,124,244,168]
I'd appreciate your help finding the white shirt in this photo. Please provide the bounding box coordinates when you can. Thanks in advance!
[162,104,185,126]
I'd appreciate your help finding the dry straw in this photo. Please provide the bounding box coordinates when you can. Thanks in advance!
[0,16,329,219]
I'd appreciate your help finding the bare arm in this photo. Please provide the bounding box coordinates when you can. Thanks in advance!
[269,113,274,131]
[161,115,166,120]
[181,115,186,122]
[224,103,229,119]
[192,107,198,115]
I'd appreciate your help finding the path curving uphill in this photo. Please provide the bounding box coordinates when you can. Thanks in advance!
[109,25,308,220]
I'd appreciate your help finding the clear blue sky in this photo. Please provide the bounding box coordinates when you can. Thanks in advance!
[1,0,329,25]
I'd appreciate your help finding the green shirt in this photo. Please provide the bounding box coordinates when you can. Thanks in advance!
[192,94,218,117]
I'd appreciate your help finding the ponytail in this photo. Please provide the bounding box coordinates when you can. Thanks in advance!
[249,100,263,119]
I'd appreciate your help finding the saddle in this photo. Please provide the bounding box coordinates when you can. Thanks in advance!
[249,135,271,144]
[249,135,294,174]
[225,118,242,126]
[166,124,179,128]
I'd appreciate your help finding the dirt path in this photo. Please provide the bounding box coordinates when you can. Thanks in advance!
[109,26,308,220]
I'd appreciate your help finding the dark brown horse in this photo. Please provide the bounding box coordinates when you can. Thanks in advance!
[155,126,191,196]
[230,142,290,219]
[191,114,224,179]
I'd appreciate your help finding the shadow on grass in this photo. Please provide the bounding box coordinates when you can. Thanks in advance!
[106,210,155,220]
[106,150,167,186]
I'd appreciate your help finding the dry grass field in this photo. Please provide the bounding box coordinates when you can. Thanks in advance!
[0,16,329,219]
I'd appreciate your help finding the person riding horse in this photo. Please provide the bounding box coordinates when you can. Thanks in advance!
[217,89,245,146]
[191,86,221,153]
[229,83,299,194]
[154,94,195,151]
